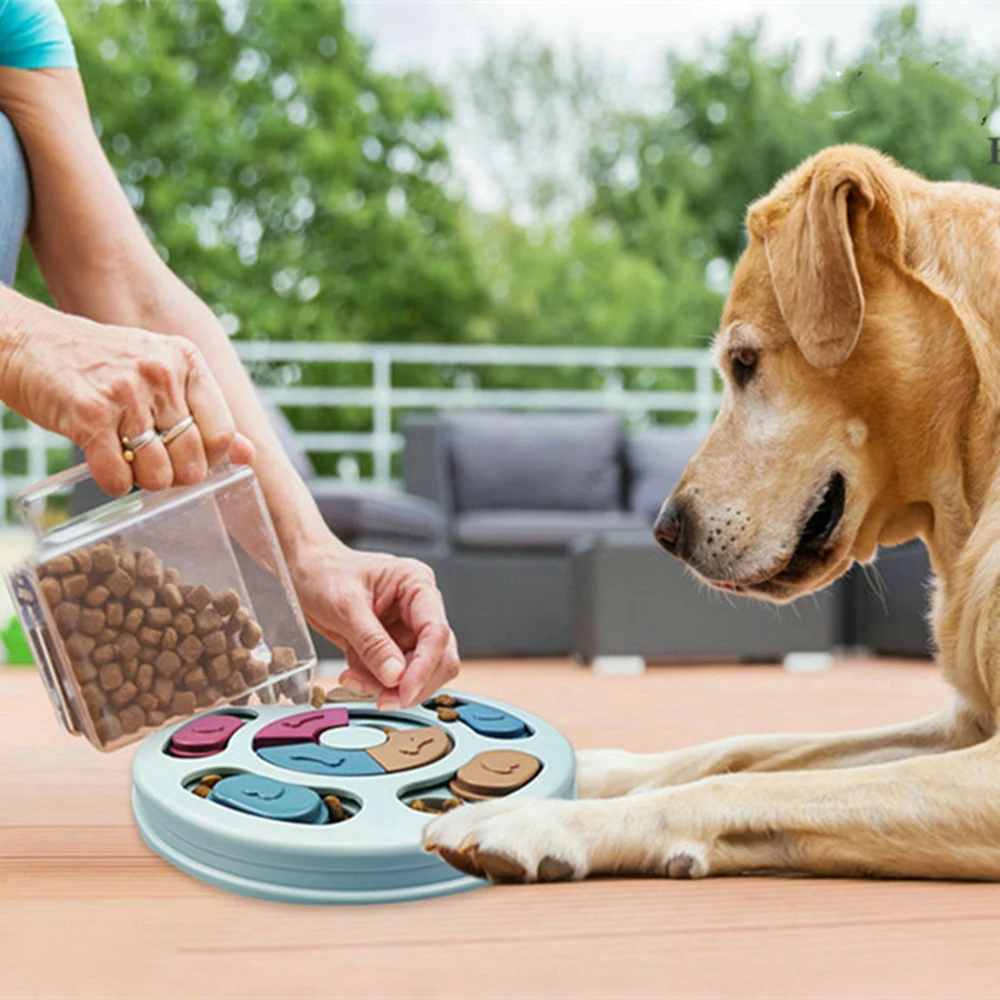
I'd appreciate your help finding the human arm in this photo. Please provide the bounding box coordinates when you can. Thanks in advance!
[0,66,459,707]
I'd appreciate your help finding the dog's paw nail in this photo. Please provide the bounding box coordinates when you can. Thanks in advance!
[475,849,529,883]
[666,853,697,879]
[437,846,485,879]
[537,855,575,882]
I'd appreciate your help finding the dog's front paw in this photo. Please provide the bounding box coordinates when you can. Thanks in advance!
[575,748,651,798]
[423,798,589,884]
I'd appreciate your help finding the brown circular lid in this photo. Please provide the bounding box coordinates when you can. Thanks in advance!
[452,749,541,796]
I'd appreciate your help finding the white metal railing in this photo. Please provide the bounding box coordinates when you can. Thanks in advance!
[0,342,720,518]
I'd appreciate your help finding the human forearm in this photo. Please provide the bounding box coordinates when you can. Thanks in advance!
[126,266,341,567]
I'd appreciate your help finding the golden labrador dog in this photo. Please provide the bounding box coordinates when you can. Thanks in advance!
[424,144,1000,883]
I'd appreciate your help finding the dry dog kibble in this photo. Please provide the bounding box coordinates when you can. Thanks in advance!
[207,654,230,684]
[136,662,154,693]
[34,537,272,748]
[434,694,457,708]
[136,549,164,588]
[40,576,62,607]
[114,632,140,661]
[184,666,208,690]
[96,715,123,744]
[195,607,223,635]
[226,607,249,635]
[270,646,296,675]
[44,555,75,576]
[127,585,156,609]
[81,683,105,712]
[244,657,269,686]
[119,704,146,735]
[137,692,158,711]
[192,784,212,798]
[98,662,124,692]
[186,584,213,613]
[240,619,263,649]
[138,626,163,648]
[173,612,194,637]
[162,583,185,611]
[122,607,144,633]
[177,635,202,663]
[154,650,182,678]
[171,691,197,716]
[324,795,346,822]
[437,708,460,722]
[111,681,138,708]
[214,589,240,617]
[196,686,220,708]
[223,671,247,697]
[65,632,95,659]
[153,677,174,708]
[72,657,97,684]
[63,574,88,601]
[200,774,223,788]
[145,606,172,629]
[202,631,226,658]
[90,543,117,575]
[311,685,326,709]
[106,568,134,600]
[53,602,80,636]
[92,644,115,667]
[85,586,109,608]
[78,608,106,637]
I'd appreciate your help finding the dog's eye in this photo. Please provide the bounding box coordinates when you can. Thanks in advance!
[730,347,758,388]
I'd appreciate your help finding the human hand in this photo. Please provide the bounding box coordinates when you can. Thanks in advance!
[3,311,254,495]
[290,541,460,709]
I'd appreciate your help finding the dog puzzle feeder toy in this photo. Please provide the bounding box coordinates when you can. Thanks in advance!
[132,690,576,903]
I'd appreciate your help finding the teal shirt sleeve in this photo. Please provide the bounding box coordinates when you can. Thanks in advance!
[0,0,76,70]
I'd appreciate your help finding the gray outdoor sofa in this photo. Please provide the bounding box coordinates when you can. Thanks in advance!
[402,411,871,662]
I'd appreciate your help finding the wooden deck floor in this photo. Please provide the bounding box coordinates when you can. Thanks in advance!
[2,656,996,999]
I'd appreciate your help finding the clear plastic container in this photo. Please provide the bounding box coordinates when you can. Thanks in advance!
[6,461,316,751]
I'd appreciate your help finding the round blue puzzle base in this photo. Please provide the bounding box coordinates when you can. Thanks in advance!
[131,691,577,904]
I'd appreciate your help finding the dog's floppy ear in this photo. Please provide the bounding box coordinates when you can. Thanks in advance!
[762,162,875,369]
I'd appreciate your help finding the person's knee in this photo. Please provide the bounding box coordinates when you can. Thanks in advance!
[0,112,30,287]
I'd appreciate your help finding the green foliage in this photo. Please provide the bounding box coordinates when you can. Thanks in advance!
[19,0,485,345]
[14,1,1000,395]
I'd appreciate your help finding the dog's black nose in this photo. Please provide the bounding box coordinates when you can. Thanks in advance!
[654,498,685,555]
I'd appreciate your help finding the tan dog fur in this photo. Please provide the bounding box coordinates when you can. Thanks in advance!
[423,145,1000,883]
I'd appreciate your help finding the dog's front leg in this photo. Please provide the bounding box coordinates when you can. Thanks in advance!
[426,737,1000,882]
[576,700,991,798]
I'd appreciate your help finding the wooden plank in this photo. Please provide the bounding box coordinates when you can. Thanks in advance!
[5,658,993,1000]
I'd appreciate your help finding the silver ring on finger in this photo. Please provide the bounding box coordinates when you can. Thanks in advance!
[121,427,158,463]
[159,414,196,447]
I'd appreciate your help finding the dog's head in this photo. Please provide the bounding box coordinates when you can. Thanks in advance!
[656,145,914,602]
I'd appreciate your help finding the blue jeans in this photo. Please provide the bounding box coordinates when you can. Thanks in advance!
[0,110,30,286]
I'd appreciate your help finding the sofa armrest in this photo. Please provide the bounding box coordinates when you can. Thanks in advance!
[402,414,454,515]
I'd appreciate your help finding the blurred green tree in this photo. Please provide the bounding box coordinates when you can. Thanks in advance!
[18,0,486,347]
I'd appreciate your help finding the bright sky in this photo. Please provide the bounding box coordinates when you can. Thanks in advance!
[344,1,1000,212]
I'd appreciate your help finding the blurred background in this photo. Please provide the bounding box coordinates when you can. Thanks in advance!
[2,0,993,665]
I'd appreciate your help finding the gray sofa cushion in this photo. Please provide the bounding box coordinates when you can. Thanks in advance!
[445,412,624,513]
[455,510,647,550]
[626,426,704,524]
[312,484,446,543]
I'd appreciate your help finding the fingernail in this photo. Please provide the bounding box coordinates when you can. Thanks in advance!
[379,694,401,712]
[379,658,406,686]
[339,675,368,697]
